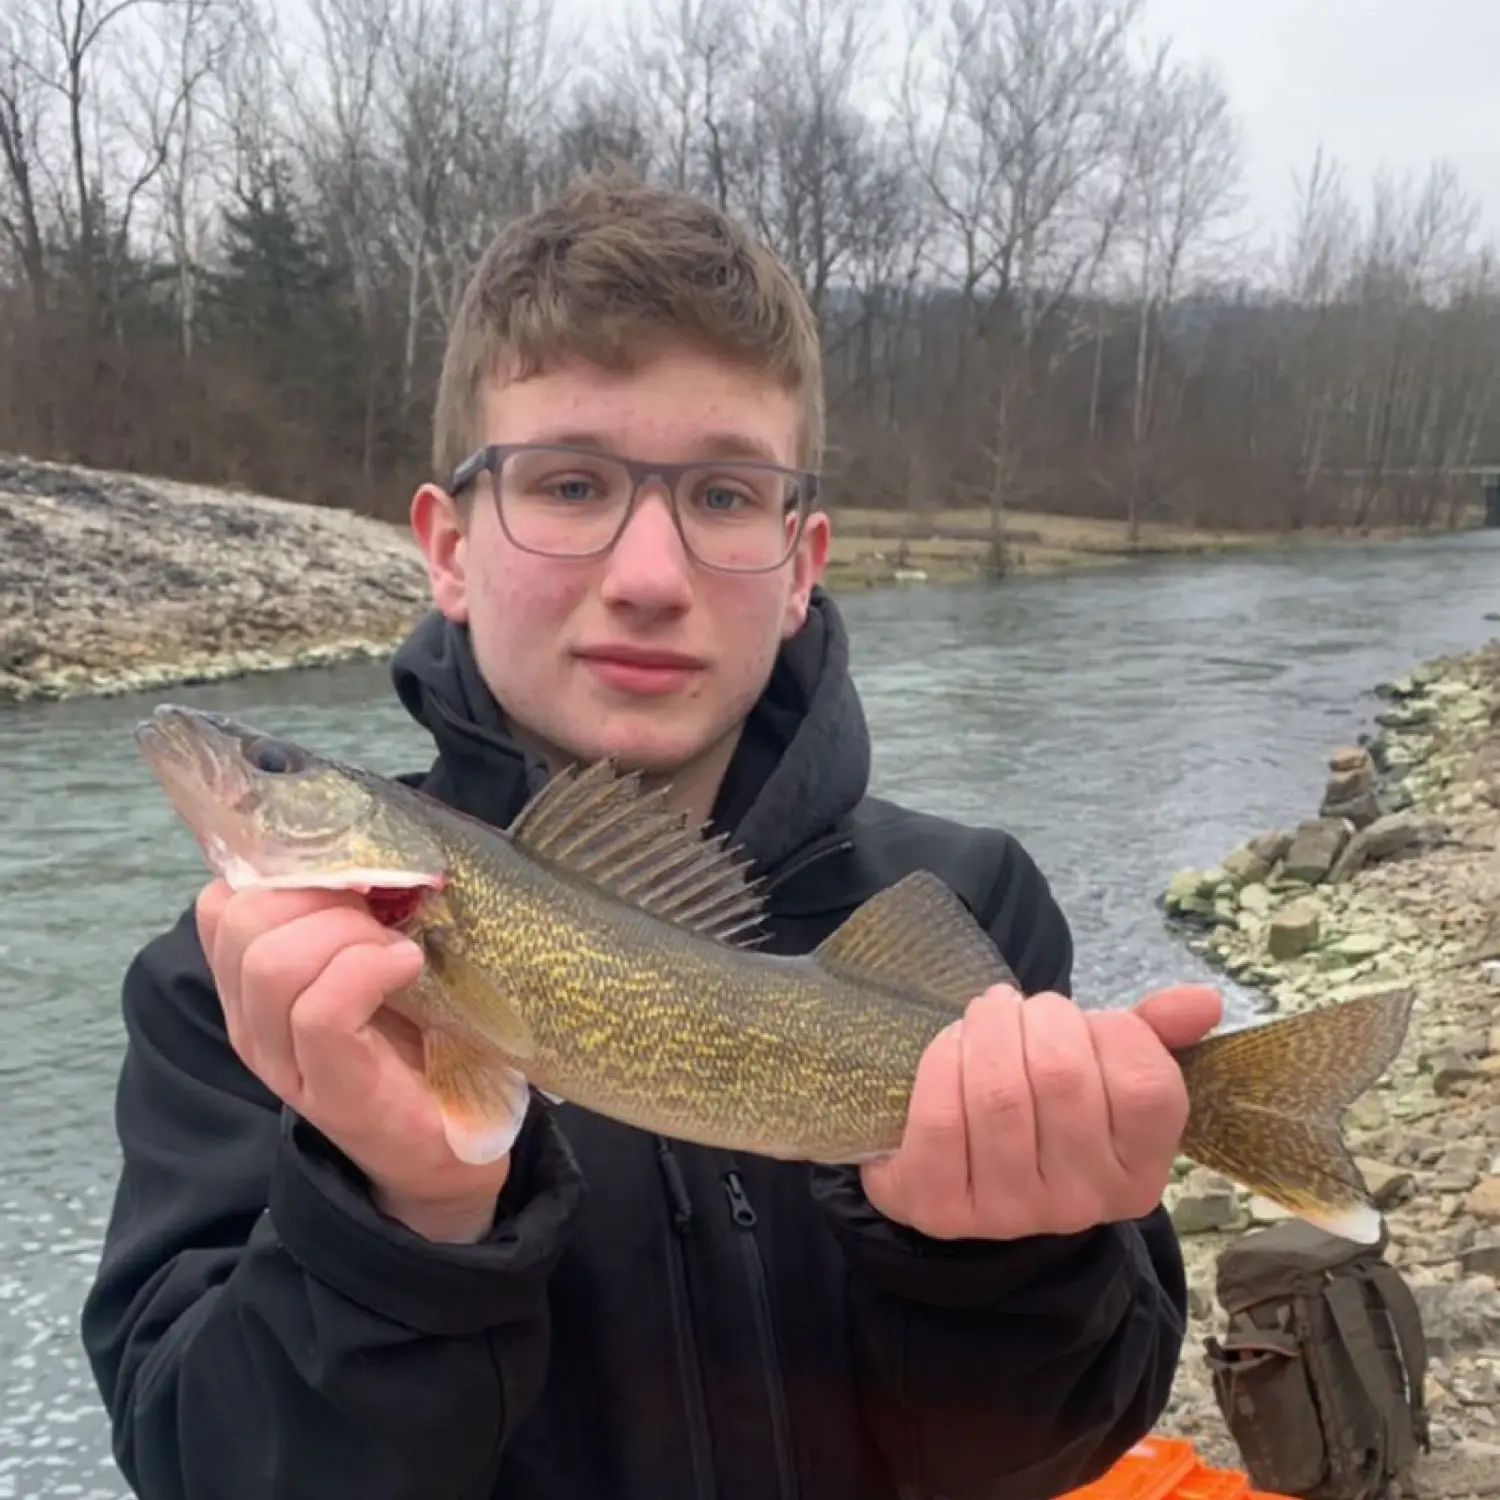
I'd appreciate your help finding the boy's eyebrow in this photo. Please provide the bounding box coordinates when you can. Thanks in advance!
[519,429,788,466]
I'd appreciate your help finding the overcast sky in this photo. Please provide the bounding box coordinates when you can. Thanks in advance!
[1137,0,1500,245]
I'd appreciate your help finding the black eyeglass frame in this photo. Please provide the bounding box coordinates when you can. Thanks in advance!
[446,442,822,574]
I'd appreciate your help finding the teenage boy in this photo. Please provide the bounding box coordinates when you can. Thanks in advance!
[82,167,1217,1500]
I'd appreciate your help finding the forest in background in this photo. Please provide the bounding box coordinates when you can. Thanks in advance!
[1,0,1497,540]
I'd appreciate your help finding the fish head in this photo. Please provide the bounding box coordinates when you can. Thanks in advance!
[134,704,447,905]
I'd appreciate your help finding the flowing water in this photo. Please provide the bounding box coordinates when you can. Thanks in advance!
[2,531,1497,1497]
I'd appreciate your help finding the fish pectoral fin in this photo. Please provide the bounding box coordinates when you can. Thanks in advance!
[1174,987,1415,1245]
[812,868,1017,1008]
[422,1029,531,1165]
[421,927,536,1060]
[507,758,767,945]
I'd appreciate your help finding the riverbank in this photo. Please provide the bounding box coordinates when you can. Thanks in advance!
[1,451,1483,704]
[0,453,432,703]
[823,503,1481,588]
[1156,642,1500,1496]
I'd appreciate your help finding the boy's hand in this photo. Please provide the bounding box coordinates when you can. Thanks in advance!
[861,983,1222,1240]
[196,879,514,1243]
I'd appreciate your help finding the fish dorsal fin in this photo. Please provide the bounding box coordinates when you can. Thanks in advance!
[813,869,1018,1008]
[508,758,767,945]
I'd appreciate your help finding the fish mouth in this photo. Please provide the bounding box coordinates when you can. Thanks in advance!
[135,704,263,877]
[135,705,250,805]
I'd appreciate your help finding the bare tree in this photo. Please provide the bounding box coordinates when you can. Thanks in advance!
[1116,44,1241,536]
[0,0,1495,536]
[0,6,51,312]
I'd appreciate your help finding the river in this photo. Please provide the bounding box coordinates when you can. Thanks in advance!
[2,531,1497,1497]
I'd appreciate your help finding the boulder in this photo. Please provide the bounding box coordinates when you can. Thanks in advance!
[1281,817,1351,884]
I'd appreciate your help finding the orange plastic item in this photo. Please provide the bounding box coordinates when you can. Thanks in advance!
[1053,1435,1299,1500]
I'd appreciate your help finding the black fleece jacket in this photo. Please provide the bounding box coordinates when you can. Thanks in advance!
[80,590,1189,1500]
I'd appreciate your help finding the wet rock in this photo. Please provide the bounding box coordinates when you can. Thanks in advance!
[1378,700,1437,730]
[1164,868,1202,909]
[1267,897,1323,958]
[1282,816,1352,883]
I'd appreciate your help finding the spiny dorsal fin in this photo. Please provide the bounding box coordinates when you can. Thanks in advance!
[813,869,1017,1008]
[508,758,767,945]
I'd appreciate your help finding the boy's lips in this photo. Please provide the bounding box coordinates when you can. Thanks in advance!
[574,645,707,696]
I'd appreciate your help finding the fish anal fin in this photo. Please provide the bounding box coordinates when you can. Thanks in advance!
[422,1028,530,1165]
[813,869,1017,1008]
[507,758,766,946]
[1174,988,1415,1245]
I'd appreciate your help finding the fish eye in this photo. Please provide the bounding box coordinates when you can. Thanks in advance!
[245,736,305,775]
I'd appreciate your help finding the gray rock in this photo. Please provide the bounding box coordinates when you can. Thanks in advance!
[1329,811,1449,882]
[1267,897,1323,958]
[1458,1242,1500,1277]
[1321,787,1383,828]
[1412,1277,1500,1359]
[1355,1157,1417,1209]
[1220,843,1273,885]
[1170,1171,1242,1234]
[1429,1049,1483,1098]
[1248,829,1294,865]
[1282,816,1352,884]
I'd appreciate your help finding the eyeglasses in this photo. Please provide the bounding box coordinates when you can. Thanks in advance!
[447,443,820,574]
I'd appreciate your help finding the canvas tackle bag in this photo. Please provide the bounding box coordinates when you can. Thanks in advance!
[1203,1218,1430,1500]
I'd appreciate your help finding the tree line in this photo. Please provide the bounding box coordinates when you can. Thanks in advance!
[2,0,1496,544]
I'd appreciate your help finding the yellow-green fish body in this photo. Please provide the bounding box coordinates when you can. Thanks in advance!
[391,799,988,1163]
[135,704,1416,1246]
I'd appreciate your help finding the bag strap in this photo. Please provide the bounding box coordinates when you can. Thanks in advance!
[1362,1263,1431,1446]
[1322,1273,1414,1478]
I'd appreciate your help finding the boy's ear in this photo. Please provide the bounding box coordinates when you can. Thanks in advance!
[411,482,470,622]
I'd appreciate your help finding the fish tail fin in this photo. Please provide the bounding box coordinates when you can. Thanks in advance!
[1174,987,1415,1244]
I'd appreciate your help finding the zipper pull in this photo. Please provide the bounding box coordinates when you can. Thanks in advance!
[723,1170,758,1228]
[655,1137,695,1235]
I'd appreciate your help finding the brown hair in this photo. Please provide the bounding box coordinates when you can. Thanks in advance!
[431,163,825,488]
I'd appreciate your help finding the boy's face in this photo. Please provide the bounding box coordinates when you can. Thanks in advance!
[411,343,829,788]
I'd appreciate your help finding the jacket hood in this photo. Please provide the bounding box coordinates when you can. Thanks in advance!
[388,586,871,878]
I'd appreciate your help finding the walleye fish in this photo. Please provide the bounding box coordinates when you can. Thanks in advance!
[135,703,1415,1244]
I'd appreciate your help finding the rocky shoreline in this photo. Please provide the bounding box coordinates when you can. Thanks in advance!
[1156,644,1500,1495]
[0,454,431,704]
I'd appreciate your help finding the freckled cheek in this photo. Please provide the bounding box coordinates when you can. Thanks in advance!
[705,585,789,686]
[473,558,588,638]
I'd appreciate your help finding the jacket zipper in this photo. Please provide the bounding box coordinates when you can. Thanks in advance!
[722,1170,799,1500]
[762,835,855,896]
[655,1138,717,1500]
